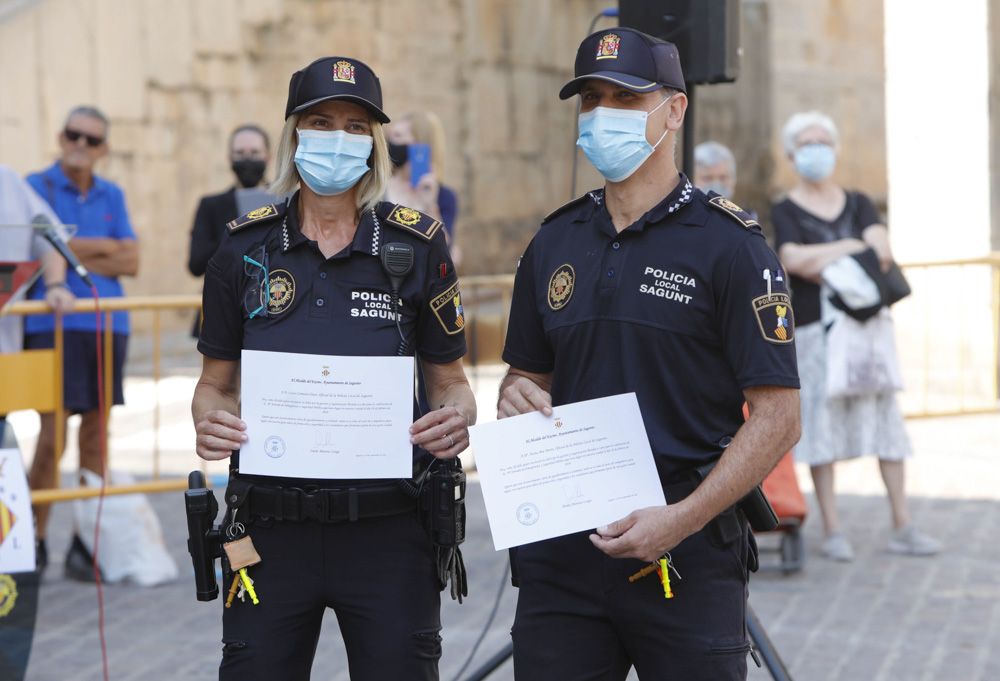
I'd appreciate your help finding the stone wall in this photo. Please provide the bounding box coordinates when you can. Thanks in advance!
[0,0,608,305]
[693,0,774,224]
[0,0,888,331]
[698,0,887,226]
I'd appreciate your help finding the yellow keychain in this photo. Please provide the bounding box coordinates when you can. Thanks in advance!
[238,568,259,605]
[627,552,681,600]
[657,557,673,599]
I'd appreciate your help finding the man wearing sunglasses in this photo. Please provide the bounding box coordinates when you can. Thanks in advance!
[24,105,139,579]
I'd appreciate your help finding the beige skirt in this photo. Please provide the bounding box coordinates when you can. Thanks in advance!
[794,321,911,466]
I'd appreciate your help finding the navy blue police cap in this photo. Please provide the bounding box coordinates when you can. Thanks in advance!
[285,56,390,123]
[559,27,686,100]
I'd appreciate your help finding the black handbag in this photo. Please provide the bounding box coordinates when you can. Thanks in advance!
[827,248,911,321]
[881,260,911,306]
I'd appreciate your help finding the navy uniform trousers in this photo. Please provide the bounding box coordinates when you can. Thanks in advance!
[511,515,751,681]
[219,511,442,681]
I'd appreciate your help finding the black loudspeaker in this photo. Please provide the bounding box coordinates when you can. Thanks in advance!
[618,0,741,85]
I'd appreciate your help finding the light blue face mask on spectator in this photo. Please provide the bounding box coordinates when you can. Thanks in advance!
[793,143,836,182]
[576,95,673,183]
[294,129,373,196]
[702,181,733,199]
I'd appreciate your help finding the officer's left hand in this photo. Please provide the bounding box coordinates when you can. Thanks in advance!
[589,505,696,563]
[410,405,469,459]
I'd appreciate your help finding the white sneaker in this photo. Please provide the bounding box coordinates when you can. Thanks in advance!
[888,526,942,556]
[820,533,855,562]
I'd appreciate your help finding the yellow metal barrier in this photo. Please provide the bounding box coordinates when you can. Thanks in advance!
[4,254,997,505]
[897,253,1000,418]
[6,295,203,504]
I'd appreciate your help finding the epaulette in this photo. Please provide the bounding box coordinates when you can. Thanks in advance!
[541,192,596,225]
[376,203,443,241]
[707,195,760,231]
[226,203,284,234]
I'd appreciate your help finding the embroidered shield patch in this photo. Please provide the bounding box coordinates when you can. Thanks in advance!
[430,282,465,335]
[245,205,275,220]
[333,60,356,84]
[547,264,575,310]
[266,269,295,315]
[751,293,794,344]
[392,207,421,226]
[596,33,621,60]
[708,196,759,230]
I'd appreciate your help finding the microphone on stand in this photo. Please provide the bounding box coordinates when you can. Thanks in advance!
[32,214,94,287]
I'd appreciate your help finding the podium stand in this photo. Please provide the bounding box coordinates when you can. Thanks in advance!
[0,427,40,681]
[0,226,67,681]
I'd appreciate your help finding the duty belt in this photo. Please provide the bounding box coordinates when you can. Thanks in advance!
[238,482,416,523]
[663,477,745,546]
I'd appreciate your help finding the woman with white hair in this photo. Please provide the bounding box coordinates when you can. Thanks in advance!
[191,56,476,679]
[771,111,939,562]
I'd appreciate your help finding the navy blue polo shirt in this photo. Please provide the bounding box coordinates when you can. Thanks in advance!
[199,194,466,478]
[503,176,799,479]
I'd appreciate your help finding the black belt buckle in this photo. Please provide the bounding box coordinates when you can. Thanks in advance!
[299,486,329,522]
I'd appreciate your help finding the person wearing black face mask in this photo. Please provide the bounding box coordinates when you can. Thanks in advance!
[385,111,462,268]
[188,124,276,336]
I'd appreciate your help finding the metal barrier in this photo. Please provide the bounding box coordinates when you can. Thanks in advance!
[897,253,1000,417]
[6,295,203,503]
[5,254,997,504]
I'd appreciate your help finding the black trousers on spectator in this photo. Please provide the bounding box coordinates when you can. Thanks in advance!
[219,511,442,681]
[511,521,751,681]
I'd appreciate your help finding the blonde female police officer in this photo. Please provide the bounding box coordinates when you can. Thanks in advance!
[499,29,801,680]
[192,56,476,681]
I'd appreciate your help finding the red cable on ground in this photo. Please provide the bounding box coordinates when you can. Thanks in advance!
[90,284,110,681]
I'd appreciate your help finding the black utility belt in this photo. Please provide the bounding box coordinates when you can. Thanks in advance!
[234,481,416,523]
[664,463,779,537]
[663,479,744,547]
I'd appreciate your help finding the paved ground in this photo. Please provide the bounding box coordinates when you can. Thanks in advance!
[5,337,1000,680]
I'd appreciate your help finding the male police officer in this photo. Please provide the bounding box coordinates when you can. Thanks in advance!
[499,28,801,680]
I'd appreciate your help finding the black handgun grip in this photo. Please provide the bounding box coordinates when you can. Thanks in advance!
[184,471,221,601]
[694,460,780,533]
[739,485,779,533]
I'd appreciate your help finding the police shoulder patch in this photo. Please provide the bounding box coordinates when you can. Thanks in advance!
[378,203,443,241]
[429,281,465,335]
[547,264,575,310]
[227,203,283,234]
[751,292,795,344]
[708,196,760,230]
[542,193,593,225]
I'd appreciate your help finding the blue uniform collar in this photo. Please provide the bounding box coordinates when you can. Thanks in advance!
[581,173,703,234]
[281,193,380,259]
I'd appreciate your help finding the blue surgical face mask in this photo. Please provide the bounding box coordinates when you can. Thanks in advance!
[793,143,836,182]
[294,129,373,196]
[577,95,672,183]
[701,181,733,199]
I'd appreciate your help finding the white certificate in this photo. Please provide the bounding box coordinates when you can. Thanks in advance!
[470,393,666,550]
[239,350,414,478]
[0,449,36,573]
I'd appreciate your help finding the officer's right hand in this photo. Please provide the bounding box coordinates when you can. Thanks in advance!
[498,375,553,419]
[195,410,247,460]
